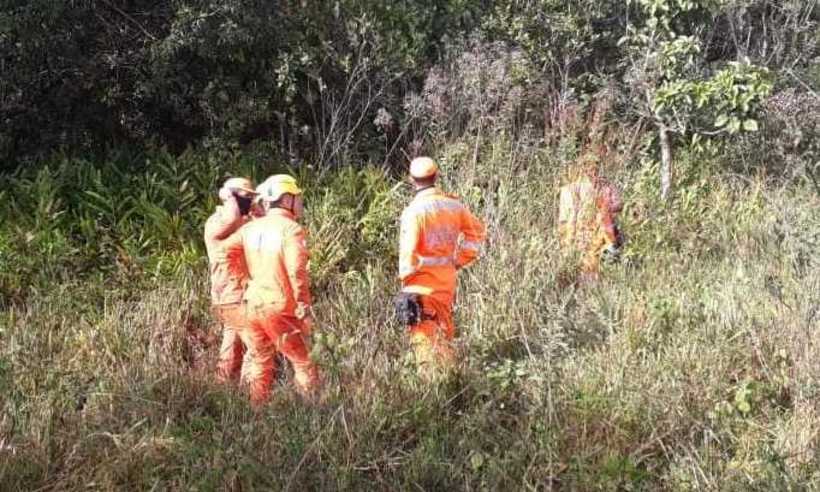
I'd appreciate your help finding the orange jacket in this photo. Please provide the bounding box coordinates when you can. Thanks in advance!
[204,205,250,305]
[399,187,485,300]
[221,209,311,315]
[557,175,622,252]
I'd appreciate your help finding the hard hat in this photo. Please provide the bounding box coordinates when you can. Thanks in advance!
[222,177,257,195]
[256,174,303,202]
[409,157,438,179]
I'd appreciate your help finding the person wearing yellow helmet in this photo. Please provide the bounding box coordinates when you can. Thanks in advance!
[255,174,305,219]
[221,174,320,404]
[204,177,258,383]
[396,157,486,378]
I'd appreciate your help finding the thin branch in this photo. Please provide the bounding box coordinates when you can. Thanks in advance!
[806,162,820,197]
[99,0,157,41]
[284,406,343,492]
[786,69,819,99]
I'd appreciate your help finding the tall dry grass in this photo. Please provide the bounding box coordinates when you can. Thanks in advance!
[1,140,819,489]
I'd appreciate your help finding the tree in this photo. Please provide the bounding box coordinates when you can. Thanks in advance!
[620,0,772,200]
[0,0,487,167]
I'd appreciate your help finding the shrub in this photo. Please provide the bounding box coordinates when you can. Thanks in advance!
[2,134,820,489]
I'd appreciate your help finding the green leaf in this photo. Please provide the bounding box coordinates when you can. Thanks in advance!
[742,119,758,132]
[727,117,741,134]
[714,114,728,128]
[470,452,485,470]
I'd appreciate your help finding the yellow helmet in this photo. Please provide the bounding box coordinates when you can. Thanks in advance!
[409,157,438,179]
[256,174,303,203]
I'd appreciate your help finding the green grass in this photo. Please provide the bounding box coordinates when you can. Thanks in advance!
[1,141,819,489]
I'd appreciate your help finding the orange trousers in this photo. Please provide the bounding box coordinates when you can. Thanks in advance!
[212,303,247,383]
[243,304,320,405]
[408,295,456,374]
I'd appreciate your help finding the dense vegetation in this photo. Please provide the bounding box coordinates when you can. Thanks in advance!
[1,0,819,489]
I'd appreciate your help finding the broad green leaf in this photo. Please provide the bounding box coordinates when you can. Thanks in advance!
[728,117,741,134]
[743,119,759,132]
[470,452,485,470]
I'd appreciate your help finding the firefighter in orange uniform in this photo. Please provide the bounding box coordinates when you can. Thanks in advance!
[396,157,486,375]
[221,175,320,404]
[204,177,257,383]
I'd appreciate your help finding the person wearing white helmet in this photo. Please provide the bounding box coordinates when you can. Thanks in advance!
[204,177,258,384]
[396,157,486,378]
[221,174,320,404]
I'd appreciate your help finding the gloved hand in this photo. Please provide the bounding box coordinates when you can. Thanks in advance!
[601,243,621,263]
[394,292,421,327]
[218,186,233,202]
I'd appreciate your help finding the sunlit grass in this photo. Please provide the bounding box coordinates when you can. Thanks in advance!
[1,143,819,489]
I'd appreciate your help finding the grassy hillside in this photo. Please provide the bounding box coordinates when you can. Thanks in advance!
[1,140,819,489]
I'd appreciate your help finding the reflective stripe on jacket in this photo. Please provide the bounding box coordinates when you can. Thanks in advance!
[399,187,486,299]
[221,208,311,315]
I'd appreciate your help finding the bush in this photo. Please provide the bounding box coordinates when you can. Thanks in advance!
[0,1,486,167]
[762,88,820,184]
[2,141,820,488]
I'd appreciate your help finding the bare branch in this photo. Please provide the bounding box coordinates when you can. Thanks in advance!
[98,0,157,41]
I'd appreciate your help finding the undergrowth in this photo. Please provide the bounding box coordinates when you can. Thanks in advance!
[1,141,819,489]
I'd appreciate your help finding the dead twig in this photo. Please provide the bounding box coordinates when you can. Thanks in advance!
[99,0,157,41]
[284,405,342,491]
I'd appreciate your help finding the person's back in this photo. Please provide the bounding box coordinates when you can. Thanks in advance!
[220,175,319,404]
[397,157,485,376]
[400,187,482,303]
[557,170,623,277]
[231,209,309,316]
[204,177,257,383]
[558,175,598,253]
[205,206,249,305]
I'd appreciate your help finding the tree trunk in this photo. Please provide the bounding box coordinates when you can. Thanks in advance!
[658,124,673,201]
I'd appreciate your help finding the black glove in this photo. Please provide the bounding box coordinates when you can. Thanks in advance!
[613,224,624,249]
[394,292,421,326]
